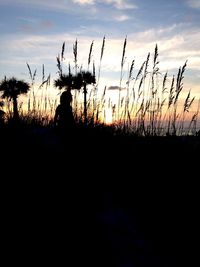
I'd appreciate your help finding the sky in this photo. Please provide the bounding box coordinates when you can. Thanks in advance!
[0,0,200,105]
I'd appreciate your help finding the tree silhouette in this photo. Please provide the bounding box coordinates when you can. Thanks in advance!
[54,74,74,91]
[0,77,30,121]
[77,71,96,123]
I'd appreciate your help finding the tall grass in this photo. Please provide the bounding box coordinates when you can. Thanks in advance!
[1,38,199,136]
[108,43,199,136]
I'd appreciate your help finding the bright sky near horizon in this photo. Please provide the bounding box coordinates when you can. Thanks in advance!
[0,0,200,103]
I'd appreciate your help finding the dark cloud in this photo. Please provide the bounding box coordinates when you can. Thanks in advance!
[108,85,120,90]
[108,86,126,90]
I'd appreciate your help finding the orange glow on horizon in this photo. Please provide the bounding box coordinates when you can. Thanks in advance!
[105,108,113,124]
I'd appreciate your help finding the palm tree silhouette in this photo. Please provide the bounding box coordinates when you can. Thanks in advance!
[0,77,30,121]
[77,71,96,123]
[54,73,75,91]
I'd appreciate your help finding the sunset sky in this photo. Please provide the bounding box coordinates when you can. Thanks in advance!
[0,0,200,104]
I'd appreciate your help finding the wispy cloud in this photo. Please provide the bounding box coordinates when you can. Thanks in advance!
[107,85,126,90]
[72,0,137,9]
[1,24,200,75]
[73,0,95,5]
[18,18,54,33]
[115,15,130,21]
[0,0,138,27]
[0,0,199,96]
[187,0,200,9]
[0,0,137,12]
[108,86,120,90]
[0,0,77,13]
[104,0,137,10]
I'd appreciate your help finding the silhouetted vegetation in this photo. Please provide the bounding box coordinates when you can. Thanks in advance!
[0,77,30,121]
[0,38,200,267]
[1,38,199,137]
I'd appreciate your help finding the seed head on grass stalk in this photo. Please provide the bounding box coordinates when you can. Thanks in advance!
[27,63,37,86]
[61,42,65,61]
[179,90,195,135]
[88,40,94,69]
[168,75,175,109]
[118,36,127,120]
[187,98,200,134]
[97,36,105,86]
[174,61,187,104]
[56,55,62,77]
[125,59,135,125]
[172,61,187,135]
[42,64,45,83]
[183,90,195,113]
[130,59,146,114]
[73,39,78,74]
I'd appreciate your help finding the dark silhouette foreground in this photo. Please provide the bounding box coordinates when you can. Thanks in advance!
[1,125,199,266]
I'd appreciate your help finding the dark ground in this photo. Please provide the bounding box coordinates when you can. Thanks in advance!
[1,124,199,266]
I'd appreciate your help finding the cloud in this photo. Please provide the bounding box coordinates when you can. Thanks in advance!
[0,0,137,11]
[0,0,136,25]
[2,25,200,74]
[187,0,200,9]
[104,0,137,10]
[0,23,200,95]
[72,0,137,9]
[108,86,120,90]
[115,15,130,21]
[73,0,95,5]
[0,0,76,13]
